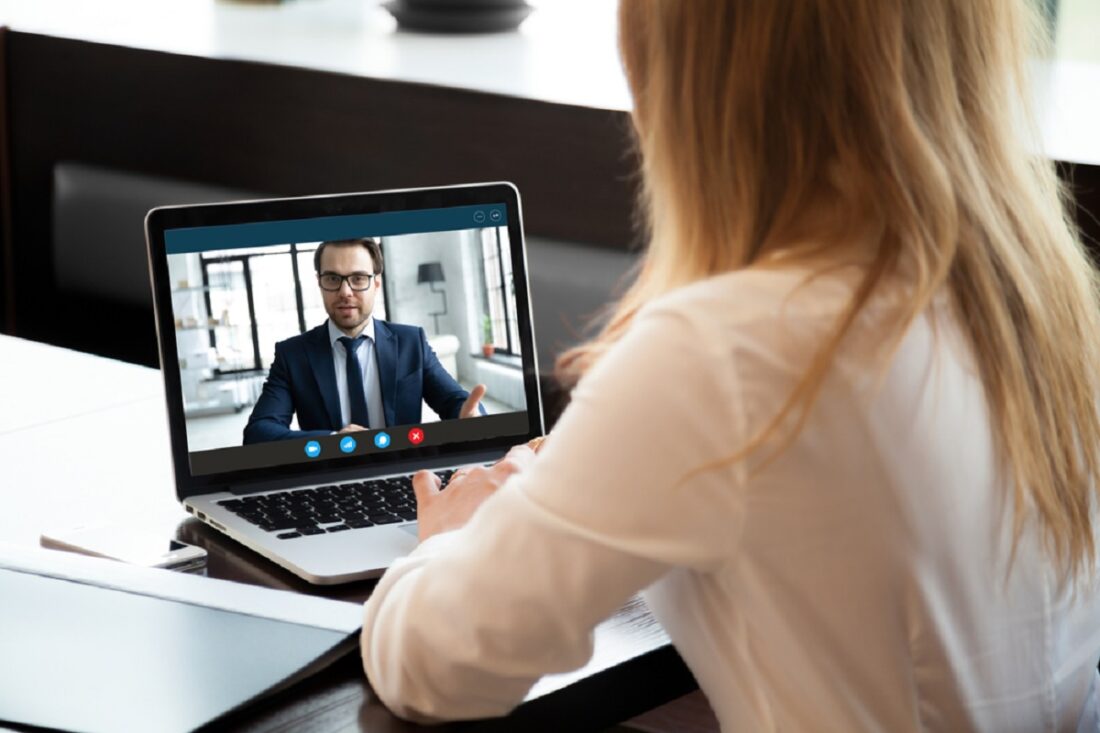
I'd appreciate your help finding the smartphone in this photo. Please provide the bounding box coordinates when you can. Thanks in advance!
[40,525,208,571]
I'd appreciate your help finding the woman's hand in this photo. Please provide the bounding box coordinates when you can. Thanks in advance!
[412,438,545,543]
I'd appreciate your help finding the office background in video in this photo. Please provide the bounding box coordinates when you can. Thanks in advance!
[167,225,527,453]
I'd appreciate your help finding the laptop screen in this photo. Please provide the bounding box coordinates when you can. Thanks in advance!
[149,187,539,489]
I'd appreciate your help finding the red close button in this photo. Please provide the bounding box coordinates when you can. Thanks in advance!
[407,427,424,445]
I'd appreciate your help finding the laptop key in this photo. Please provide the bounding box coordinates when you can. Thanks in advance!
[276,531,301,540]
[325,525,351,533]
[297,526,325,535]
[346,519,374,529]
[369,514,402,525]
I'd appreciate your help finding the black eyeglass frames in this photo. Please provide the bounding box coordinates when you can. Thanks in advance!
[317,272,376,292]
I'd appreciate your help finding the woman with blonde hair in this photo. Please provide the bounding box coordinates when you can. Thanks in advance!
[362,0,1100,729]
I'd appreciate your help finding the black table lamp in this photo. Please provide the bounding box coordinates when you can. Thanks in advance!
[417,262,447,334]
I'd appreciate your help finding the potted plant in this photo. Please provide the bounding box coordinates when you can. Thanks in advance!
[481,315,496,358]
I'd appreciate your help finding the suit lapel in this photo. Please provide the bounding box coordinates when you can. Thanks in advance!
[374,320,398,426]
[305,323,343,430]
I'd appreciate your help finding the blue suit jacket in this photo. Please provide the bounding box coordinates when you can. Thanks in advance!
[243,321,474,444]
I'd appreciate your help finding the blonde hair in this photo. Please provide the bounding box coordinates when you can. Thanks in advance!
[558,0,1100,580]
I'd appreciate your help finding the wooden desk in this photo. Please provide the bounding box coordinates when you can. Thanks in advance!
[0,334,697,732]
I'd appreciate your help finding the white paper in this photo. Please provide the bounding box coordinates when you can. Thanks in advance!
[0,543,363,633]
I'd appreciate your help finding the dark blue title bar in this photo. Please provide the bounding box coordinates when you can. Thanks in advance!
[165,204,508,254]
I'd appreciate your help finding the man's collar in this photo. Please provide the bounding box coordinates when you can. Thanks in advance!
[327,318,375,347]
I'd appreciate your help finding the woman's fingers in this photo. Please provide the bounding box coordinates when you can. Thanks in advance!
[415,440,545,542]
[412,469,443,503]
[498,444,537,475]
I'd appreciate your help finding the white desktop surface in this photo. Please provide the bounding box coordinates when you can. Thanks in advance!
[0,335,184,546]
[0,335,161,432]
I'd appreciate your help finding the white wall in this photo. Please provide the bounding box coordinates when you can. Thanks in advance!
[382,230,484,384]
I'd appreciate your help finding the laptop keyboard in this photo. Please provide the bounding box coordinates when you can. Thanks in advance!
[216,469,455,539]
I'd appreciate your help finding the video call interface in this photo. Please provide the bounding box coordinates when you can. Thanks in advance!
[163,204,531,477]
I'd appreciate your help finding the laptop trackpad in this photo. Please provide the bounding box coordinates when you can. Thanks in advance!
[398,522,419,538]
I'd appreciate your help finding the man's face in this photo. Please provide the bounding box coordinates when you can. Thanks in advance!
[318,244,380,336]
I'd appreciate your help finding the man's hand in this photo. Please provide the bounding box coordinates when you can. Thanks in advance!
[458,383,487,419]
[412,443,537,542]
[337,424,368,434]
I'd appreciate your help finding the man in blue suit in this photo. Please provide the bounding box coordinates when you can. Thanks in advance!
[243,237,486,444]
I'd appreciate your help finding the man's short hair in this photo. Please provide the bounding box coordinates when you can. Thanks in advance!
[314,238,384,275]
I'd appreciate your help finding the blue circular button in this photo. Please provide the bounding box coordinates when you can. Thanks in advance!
[473,211,486,224]
[373,431,391,449]
[339,435,357,454]
[304,440,322,458]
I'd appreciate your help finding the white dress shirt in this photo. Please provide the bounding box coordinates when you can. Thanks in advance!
[361,264,1100,731]
[328,318,386,430]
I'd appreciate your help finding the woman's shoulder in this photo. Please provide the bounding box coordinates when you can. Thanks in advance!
[642,263,865,333]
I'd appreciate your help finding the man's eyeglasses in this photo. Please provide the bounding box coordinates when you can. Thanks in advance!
[318,272,376,292]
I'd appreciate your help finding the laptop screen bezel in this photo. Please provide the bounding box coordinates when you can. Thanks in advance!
[145,182,544,501]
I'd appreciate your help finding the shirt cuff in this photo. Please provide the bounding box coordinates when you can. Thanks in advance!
[410,529,462,558]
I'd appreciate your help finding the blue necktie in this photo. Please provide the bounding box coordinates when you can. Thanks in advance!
[338,336,370,428]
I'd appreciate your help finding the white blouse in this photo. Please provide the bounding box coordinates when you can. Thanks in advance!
[361,264,1100,732]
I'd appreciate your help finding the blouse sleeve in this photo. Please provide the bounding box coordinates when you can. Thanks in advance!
[360,304,747,722]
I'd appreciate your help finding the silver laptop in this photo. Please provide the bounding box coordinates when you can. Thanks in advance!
[145,183,543,584]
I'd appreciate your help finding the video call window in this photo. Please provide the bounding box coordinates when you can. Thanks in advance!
[169,223,529,462]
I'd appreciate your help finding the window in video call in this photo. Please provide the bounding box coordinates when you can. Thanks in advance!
[162,204,530,476]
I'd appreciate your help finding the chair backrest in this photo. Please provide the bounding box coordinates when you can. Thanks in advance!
[52,162,261,308]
